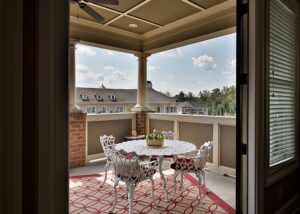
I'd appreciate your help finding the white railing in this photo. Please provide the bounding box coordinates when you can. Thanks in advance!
[85,112,236,177]
[147,113,236,176]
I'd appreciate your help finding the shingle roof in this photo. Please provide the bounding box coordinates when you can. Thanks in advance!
[76,87,176,104]
[177,101,208,109]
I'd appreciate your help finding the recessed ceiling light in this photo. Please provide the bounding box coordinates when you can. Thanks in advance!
[129,23,138,28]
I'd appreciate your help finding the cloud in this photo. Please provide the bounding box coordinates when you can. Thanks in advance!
[225,59,236,71]
[192,55,217,72]
[148,65,160,73]
[104,66,128,82]
[76,64,130,88]
[76,44,96,57]
[222,58,236,85]
[159,48,182,57]
[106,50,114,56]
[167,73,175,80]
[76,64,103,87]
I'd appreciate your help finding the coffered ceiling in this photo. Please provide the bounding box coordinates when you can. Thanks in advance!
[70,0,236,53]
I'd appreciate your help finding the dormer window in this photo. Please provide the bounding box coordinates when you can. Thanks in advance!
[80,93,89,101]
[109,95,117,101]
[95,94,103,102]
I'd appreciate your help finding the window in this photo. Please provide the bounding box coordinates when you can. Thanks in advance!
[156,106,161,113]
[86,106,96,114]
[167,106,176,113]
[109,95,117,101]
[98,106,107,113]
[95,94,103,102]
[80,93,89,101]
[115,106,124,113]
[268,0,298,167]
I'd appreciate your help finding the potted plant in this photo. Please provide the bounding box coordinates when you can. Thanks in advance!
[146,129,165,147]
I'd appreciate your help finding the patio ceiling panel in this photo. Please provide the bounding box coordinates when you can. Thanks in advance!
[109,16,159,34]
[128,0,200,26]
[99,0,145,13]
[190,0,227,9]
[69,0,235,54]
[70,18,143,53]
[143,1,236,53]
[70,3,119,24]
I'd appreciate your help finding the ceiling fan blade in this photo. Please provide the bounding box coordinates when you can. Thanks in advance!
[79,3,105,23]
[85,0,119,5]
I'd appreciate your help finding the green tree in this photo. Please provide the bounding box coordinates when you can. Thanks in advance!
[175,91,186,102]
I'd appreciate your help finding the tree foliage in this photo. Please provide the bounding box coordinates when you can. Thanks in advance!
[174,86,236,116]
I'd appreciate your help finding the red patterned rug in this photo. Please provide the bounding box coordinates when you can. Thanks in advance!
[69,170,235,214]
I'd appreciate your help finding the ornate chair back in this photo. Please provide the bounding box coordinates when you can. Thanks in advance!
[195,141,213,169]
[100,135,116,163]
[162,131,178,140]
[113,150,141,182]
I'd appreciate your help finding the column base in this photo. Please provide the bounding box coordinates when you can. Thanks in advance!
[131,104,153,112]
[69,105,82,113]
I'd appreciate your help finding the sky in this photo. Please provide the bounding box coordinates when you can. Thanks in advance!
[75,33,236,96]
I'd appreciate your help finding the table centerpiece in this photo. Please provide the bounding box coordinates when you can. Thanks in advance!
[146,129,165,147]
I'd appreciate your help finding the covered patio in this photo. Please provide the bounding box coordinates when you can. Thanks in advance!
[68,0,236,213]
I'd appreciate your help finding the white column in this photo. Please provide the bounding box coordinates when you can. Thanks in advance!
[132,53,152,112]
[69,39,81,112]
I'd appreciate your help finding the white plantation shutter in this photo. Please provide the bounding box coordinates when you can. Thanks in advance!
[269,0,297,167]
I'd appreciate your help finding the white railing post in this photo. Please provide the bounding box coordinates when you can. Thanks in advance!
[174,119,180,139]
[212,122,220,173]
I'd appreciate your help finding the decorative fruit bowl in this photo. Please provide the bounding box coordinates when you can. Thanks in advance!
[146,129,165,147]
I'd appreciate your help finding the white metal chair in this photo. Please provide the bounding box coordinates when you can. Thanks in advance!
[161,130,178,140]
[99,135,116,188]
[170,141,213,202]
[109,149,158,214]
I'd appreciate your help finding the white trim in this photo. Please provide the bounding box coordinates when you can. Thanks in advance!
[147,113,236,126]
[86,112,136,122]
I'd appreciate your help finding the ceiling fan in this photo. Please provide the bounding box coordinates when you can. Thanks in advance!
[71,0,119,23]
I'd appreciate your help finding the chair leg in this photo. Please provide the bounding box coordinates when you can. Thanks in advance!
[195,172,203,203]
[110,163,115,181]
[201,170,209,192]
[149,177,157,206]
[179,171,184,188]
[109,178,119,214]
[128,183,136,214]
[100,163,109,188]
[170,171,179,201]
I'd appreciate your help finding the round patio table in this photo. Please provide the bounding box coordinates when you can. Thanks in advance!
[115,139,196,201]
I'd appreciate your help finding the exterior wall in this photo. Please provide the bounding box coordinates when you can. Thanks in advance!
[179,122,214,162]
[78,103,127,114]
[149,119,174,132]
[86,113,136,162]
[69,112,87,168]
[78,103,174,114]
[220,125,236,168]
[178,107,208,115]
[87,119,132,155]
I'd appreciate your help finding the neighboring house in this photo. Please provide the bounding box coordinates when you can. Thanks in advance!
[177,101,208,115]
[76,82,176,114]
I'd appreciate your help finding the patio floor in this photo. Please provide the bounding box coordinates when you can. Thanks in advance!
[70,159,235,208]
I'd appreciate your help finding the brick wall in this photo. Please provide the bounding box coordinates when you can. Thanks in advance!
[69,112,86,168]
[136,112,147,135]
